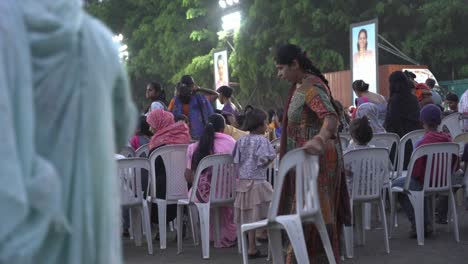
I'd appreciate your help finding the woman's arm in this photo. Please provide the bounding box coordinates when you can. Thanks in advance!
[185,169,193,183]
[304,115,338,154]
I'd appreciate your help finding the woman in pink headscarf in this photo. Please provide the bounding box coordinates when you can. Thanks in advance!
[146,109,190,225]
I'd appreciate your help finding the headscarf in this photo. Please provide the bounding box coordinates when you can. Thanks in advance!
[356,103,386,133]
[415,83,432,102]
[147,109,190,150]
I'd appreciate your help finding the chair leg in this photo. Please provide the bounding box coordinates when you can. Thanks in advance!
[177,204,184,254]
[315,215,337,264]
[267,228,285,264]
[128,208,134,240]
[280,218,311,264]
[379,198,390,254]
[188,205,199,245]
[343,225,354,258]
[131,207,143,246]
[241,228,249,264]
[408,192,425,246]
[364,203,371,230]
[196,203,210,259]
[449,192,460,242]
[142,201,153,254]
[157,200,167,249]
[237,224,242,254]
[431,195,437,234]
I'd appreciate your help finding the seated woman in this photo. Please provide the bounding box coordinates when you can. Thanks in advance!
[184,114,237,248]
[353,80,387,125]
[355,102,386,133]
[146,109,191,225]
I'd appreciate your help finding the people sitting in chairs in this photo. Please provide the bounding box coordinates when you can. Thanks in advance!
[184,114,237,248]
[392,104,453,238]
[146,109,190,229]
[232,108,276,259]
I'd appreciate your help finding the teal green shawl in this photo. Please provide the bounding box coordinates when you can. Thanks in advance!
[0,0,136,263]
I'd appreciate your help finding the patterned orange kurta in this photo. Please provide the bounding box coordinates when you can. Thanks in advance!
[280,75,350,263]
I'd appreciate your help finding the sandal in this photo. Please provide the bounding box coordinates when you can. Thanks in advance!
[248,250,267,259]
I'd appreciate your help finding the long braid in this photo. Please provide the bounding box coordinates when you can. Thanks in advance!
[299,54,342,118]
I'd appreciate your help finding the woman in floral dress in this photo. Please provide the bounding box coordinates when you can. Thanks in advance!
[275,44,351,263]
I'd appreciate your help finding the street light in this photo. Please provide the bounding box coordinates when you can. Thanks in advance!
[113,34,129,61]
[221,11,241,32]
[219,0,240,9]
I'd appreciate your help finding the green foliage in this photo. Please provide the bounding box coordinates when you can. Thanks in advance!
[86,0,468,110]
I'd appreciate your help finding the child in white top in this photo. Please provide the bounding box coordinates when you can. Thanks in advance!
[232,108,275,259]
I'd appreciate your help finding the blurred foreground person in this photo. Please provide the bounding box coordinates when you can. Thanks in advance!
[0,0,136,263]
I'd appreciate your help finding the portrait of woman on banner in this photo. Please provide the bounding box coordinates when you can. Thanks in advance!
[353,28,377,94]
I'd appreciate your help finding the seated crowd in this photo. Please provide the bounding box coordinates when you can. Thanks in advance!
[124,45,468,261]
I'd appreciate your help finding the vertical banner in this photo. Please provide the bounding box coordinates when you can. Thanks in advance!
[351,19,379,103]
[213,50,229,90]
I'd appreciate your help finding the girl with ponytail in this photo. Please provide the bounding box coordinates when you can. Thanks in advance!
[184,113,237,248]
[274,44,351,263]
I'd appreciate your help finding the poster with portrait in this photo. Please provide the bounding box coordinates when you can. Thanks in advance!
[350,19,379,103]
[213,50,229,90]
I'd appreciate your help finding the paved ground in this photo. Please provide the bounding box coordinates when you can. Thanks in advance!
[124,206,468,264]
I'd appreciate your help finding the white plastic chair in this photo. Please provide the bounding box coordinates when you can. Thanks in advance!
[120,146,135,157]
[365,133,400,229]
[390,143,460,245]
[177,154,237,259]
[240,148,336,264]
[453,132,468,156]
[396,129,425,180]
[117,158,153,254]
[342,148,390,258]
[148,144,189,249]
[135,143,150,158]
[267,139,280,186]
[439,112,462,138]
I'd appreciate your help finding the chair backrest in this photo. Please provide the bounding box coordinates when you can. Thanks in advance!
[405,143,459,192]
[117,158,149,206]
[439,112,462,138]
[453,132,468,155]
[369,133,400,169]
[268,148,320,221]
[135,143,150,158]
[189,154,236,205]
[149,144,189,202]
[120,146,135,157]
[397,129,425,176]
[343,148,389,202]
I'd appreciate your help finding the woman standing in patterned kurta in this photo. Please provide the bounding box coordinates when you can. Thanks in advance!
[275,44,351,263]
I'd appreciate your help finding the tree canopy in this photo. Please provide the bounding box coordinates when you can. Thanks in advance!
[86,0,468,110]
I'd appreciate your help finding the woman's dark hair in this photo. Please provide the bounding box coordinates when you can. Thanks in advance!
[445,92,459,102]
[267,109,276,123]
[236,104,254,126]
[349,116,373,145]
[136,115,152,137]
[275,44,341,119]
[147,81,167,105]
[357,29,368,51]
[276,108,284,122]
[191,114,226,171]
[352,80,369,92]
[242,108,268,132]
[174,114,189,124]
[425,78,436,89]
[389,71,412,95]
[177,83,192,104]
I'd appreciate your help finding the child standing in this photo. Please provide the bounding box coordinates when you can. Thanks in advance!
[233,108,276,259]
